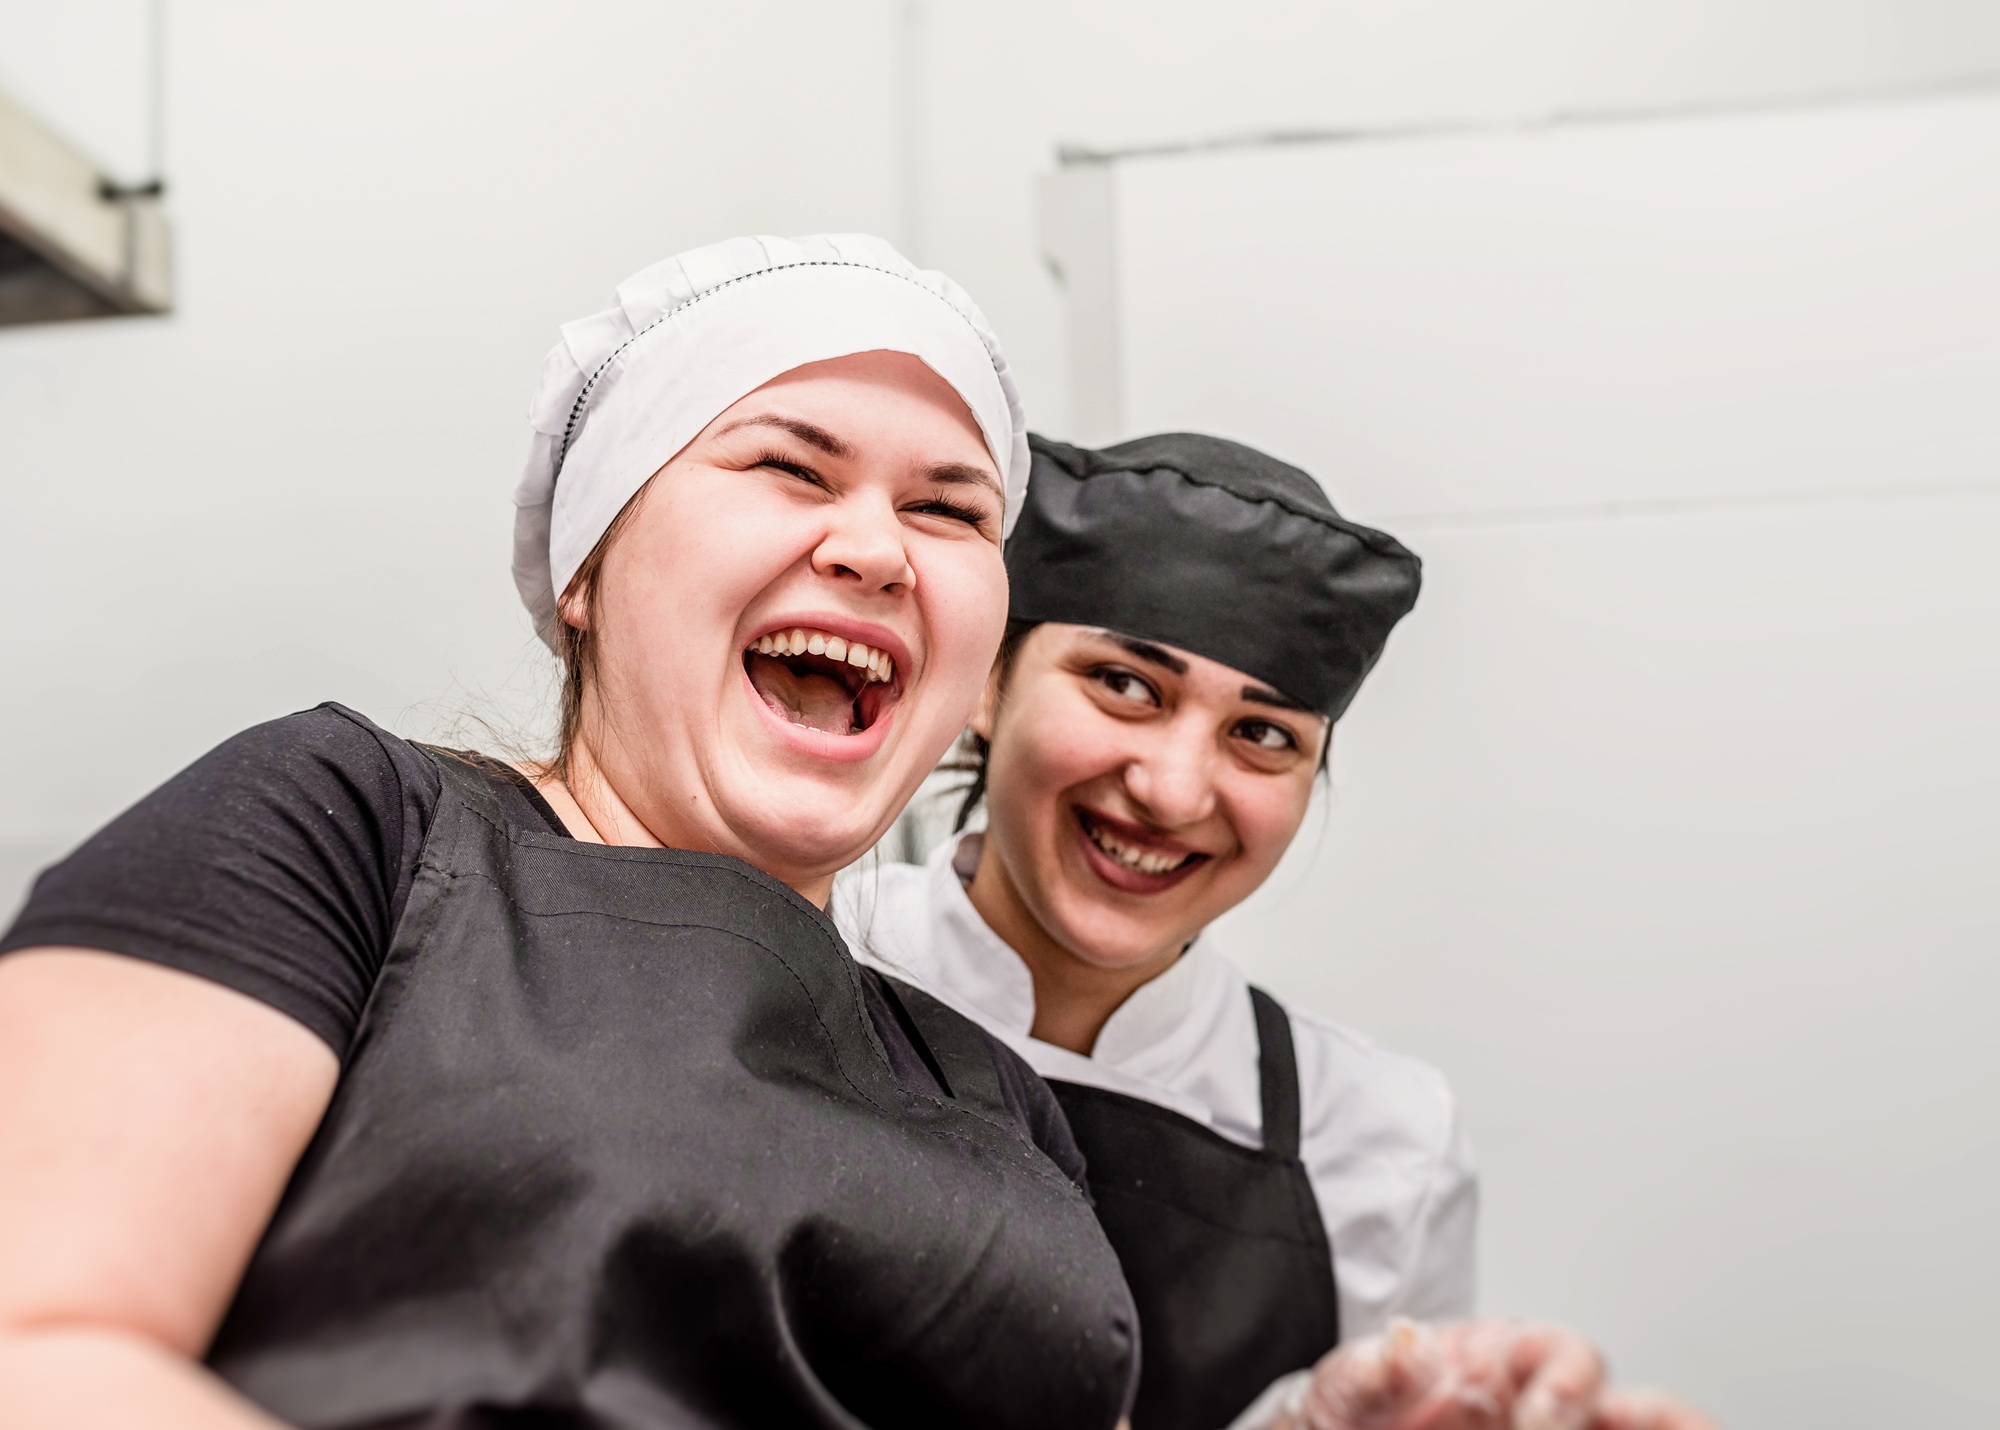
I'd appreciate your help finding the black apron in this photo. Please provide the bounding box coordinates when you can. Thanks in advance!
[1050,988,1339,1430]
[207,752,1137,1430]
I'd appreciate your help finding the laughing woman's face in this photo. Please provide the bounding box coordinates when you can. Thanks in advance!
[567,350,1008,895]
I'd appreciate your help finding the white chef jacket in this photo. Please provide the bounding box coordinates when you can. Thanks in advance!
[833,832,1479,1352]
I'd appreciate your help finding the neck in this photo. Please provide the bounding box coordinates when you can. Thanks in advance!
[516,738,835,908]
[964,837,1182,1055]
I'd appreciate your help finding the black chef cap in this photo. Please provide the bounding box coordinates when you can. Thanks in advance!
[1006,433,1422,720]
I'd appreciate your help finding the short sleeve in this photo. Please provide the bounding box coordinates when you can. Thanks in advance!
[0,703,442,1056]
[986,1032,1092,1191]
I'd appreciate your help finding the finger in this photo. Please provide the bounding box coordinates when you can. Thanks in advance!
[1589,1389,1720,1430]
[1376,1322,1514,1430]
[1421,1380,1511,1430]
[1504,1325,1607,1430]
[1405,1320,1523,1424]
[1303,1320,1449,1429]
[1451,1320,1526,1401]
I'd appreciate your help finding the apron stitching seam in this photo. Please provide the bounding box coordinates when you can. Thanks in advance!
[453,791,890,1094]
[419,859,1082,1198]
[443,793,1079,1189]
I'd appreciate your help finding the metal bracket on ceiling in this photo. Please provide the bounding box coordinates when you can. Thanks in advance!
[0,87,174,328]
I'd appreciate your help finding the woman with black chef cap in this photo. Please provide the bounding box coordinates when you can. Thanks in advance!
[838,433,1719,1430]
[0,235,1138,1430]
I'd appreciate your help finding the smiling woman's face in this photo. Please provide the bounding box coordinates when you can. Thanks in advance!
[971,623,1328,976]
[567,349,1008,893]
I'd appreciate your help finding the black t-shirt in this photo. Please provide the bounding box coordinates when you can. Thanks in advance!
[1,703,1086,1186]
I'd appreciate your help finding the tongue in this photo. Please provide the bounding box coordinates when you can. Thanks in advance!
[747,654,857,735]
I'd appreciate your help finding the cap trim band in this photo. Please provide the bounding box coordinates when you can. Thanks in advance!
[556,259,1005,480]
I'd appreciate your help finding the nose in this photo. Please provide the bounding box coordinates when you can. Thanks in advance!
[811,491,915,595]
[1121,713,1220,830]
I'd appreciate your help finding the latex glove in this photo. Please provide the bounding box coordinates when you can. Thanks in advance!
[1589,1389,1718,1430]
[1275,1319,1608,1430]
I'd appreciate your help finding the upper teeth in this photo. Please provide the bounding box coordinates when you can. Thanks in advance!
[1087,819,1188,875]
[750,627,895,683]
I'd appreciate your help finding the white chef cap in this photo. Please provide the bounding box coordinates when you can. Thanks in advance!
[512,233,1029,648]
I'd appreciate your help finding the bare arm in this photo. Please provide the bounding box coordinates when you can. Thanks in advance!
[0,949,339,1428]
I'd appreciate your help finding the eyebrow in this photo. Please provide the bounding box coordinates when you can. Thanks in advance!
[927,461,1006,497]
[1101,632,1189,675]
[714,416,1002,496]
[1098,629,1323,719]
[712,414,854,458]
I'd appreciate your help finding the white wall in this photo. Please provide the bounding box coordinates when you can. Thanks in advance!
[911,0,2000,432]
[1059,90,2000,1426]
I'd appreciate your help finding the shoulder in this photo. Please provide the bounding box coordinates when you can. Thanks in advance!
[201,702,441,801]
[1285,1005,1461,1158]
[1282,1002,1469,1201]
[1,704,450,1057]
[1278,998,1478,1324]
[35,702,444,869]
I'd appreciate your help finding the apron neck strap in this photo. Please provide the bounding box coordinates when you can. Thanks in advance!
[1248,987,1302,1158]
[417,746,514,824]
[877,976,1013,1121]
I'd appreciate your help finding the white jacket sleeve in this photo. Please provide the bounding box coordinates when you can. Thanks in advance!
[1386,1098,1478,1320]
[1225,1015,1481,1430]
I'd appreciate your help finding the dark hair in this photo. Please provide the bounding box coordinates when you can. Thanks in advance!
[949,619,1333,831]
[547,481,651,783]
[951,619,1042,831]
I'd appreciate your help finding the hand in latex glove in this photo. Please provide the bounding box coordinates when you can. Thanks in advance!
[1589,1389,1718,1430]
[1272,1320,1714,1430]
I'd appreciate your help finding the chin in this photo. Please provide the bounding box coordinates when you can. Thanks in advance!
[724,670,963,867]
[1047,898,1190,973]
[736,794,895,878]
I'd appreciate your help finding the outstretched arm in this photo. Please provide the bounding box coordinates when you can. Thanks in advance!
[0,949,338,1428]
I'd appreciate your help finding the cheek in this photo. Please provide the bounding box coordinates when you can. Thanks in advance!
[988,691,1133,833]
[1217,780,1315,884]
[607,474,814,663]
[909,543,1008,715]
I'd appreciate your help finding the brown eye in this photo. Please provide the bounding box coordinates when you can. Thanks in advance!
[1235,719,1298,752]
[1092,667,1160,708]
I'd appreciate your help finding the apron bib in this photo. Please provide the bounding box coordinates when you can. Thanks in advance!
[208,752,1137,1430]
[1051,988,1339,1430]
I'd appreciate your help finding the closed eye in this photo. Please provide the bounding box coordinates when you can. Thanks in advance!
[753,451,828,488]
[906,495,991,529]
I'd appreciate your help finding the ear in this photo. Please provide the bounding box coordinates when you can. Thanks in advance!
[968,655,1007,741]
[556,580,591,634]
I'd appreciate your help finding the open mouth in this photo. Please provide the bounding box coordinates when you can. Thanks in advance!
[1075,807,1208,883]
[744,626,900,737]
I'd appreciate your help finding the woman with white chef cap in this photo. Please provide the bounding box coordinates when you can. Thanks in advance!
[838,432,1718,1430]
[0,236,1138,1430]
